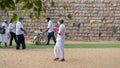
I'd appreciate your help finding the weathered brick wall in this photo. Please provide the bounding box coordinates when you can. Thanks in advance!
[50,0,120,41]
[0,0,120,41]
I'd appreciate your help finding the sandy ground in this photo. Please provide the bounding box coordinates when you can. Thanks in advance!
[0,40,120,68]
[0,48,120,68]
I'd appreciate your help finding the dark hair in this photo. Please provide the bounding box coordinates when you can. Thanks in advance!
[40,29,42,31]
[19,17,24,21]
[46,17,50,20]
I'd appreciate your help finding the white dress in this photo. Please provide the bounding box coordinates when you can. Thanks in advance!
[54,23,66,59]
[0,22,8,43]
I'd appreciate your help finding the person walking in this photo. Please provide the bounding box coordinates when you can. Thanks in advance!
[44,17,56,45]
[54,18,66,61]
[16,18,27,50]
[0,20,8,47]
[8,19,17,46]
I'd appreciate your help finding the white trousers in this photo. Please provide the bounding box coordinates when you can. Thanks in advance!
[0,34,8,43]
[54,36,64,59]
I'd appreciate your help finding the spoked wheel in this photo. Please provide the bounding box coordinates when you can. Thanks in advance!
[34,34,47,45]
[38,35,47,45]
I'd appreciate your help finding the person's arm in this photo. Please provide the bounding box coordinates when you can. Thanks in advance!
[19,22,27,35]
[58,32,61,35]
[8,23,12,32]
[1,23,5,29]
[20,28,27,35]
[44,28,49,33]
[58,26,63,35]
[44,22,50,33]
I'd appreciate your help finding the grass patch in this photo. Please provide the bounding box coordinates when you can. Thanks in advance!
[65,44,120,48]
[0,43,120,48]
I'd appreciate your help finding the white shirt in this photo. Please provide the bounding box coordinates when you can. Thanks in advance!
[9,23,16,33]
[47,20,54,33]
[1,22,8,34]
[58,23,66,40]
[16,21,24,35]
[39,31,44,37]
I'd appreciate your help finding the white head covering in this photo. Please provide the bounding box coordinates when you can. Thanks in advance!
[59,17,64,21]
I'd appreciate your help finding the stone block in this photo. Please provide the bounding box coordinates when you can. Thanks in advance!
[90,20,96,24]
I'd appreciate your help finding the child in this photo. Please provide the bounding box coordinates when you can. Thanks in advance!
[39,29,44,38]
[33,29,44,45]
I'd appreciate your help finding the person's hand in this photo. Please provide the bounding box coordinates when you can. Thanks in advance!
[54,30,58,33]
[21,28,27,35]
[43,30,46,34]
[24,31,27,35]
[53,27,59,32]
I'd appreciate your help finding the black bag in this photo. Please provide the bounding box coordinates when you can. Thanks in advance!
[0,27,5,34]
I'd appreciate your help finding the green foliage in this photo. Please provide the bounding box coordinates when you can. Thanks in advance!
[67,14,72,19]
[15,0,19,4]
[0,0,16,12]
[0,0,72,21]
[63,5,67,10]
[41,14,47,18]
[0,15,1,19]
[21,3,28,10]
[30,12,33,19]
[51,1,55,7]
[12,13,18,22]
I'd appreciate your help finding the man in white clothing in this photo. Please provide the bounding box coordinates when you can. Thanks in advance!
[44,17,56,45]
[16,18,27,50]
[0,20,8,47]
[9,19,17,46]
[54,17,66,61]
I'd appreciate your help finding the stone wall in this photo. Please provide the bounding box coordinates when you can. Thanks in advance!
[0,0,120,41]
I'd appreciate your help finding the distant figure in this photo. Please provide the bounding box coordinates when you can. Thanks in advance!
[39,29,44,38]
[44,17,56,45]
[54,17,66,61]
[16,18,27,50]
[33,29,44,44]
[8,19,17,46]
[0,20,8,47]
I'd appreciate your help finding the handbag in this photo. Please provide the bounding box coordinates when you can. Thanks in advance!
[0,27,5,34]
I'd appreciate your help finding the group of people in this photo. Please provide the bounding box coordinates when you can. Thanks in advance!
[0,17,27,50]
[0,17,66,61]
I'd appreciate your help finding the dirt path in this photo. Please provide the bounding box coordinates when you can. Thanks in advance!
[0,48,120,68]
